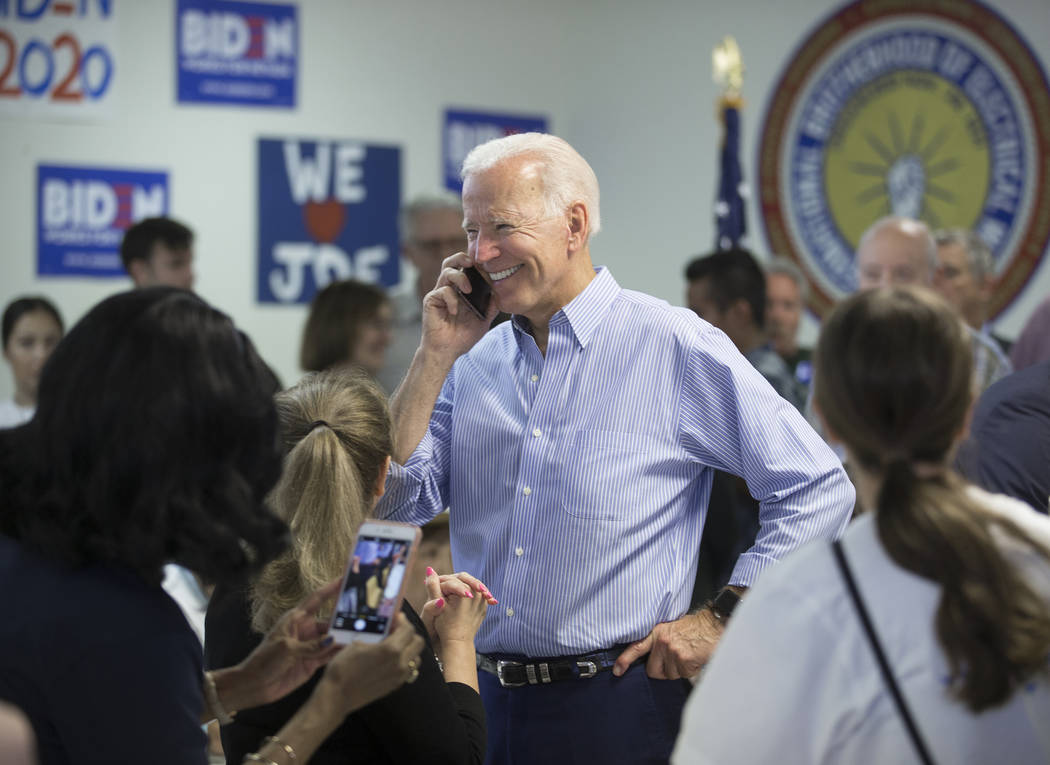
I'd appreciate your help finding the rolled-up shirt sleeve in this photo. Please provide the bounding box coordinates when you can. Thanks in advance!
[678,330,855,586]
[375,366,457,526]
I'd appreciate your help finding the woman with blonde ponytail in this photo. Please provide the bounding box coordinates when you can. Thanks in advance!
[675,287,1050,764]
[205,368,492,764]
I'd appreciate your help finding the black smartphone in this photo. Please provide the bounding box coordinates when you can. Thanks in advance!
[455,267,492,320]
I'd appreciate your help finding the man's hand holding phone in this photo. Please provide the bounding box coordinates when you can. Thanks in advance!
[421,253,500,364]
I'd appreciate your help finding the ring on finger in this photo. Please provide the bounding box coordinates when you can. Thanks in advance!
[407,659,420,683]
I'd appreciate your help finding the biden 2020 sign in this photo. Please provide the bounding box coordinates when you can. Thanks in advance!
[257,137,401,304]
[0,0,118,120]
[176,0,296,108]
[37,164,169,277]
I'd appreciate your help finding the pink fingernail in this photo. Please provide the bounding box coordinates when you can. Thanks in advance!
[435,598,445,609]
[426,566,435,576]
[466,590,474,598]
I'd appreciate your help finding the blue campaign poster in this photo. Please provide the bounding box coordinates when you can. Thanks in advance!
[37,164,169,278]
[176,0,297,108]
[443,108,549,191]
[257,137,401,304]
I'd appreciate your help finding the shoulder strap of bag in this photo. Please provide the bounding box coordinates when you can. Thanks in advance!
[832,539,935,765]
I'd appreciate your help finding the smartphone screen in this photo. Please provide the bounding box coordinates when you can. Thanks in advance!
[455,266,492,320]
[330,522,421,644]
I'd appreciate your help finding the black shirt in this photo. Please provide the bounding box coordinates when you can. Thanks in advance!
[0,536,206,765]
[205,584,486,764]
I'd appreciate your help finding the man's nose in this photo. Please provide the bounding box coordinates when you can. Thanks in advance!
[472,232,498,264]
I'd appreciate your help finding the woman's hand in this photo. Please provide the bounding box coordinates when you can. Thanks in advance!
[247,614,426,764]
[420,568,491,658]
[312,613,425,718]
[210,578,342,716]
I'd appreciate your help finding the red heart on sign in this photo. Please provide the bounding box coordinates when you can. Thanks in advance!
[302,199,347,244]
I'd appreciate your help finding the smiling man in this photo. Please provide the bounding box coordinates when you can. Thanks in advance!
[375,133,853,764]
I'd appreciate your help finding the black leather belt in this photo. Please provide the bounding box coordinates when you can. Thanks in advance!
[477,646,635,688]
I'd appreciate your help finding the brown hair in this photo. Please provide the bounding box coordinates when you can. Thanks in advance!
[814,286,1050,711]
[250,368,392,632]
[299,280,389,372]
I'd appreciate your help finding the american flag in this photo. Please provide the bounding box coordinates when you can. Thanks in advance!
[714,103,747,250]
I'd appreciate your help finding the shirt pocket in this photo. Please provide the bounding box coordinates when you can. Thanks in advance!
[557,430,659,522]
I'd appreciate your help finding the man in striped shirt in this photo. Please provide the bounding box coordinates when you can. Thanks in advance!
[376,133,854,764]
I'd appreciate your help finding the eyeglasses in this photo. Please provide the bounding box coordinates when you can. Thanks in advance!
[407,236,467,257]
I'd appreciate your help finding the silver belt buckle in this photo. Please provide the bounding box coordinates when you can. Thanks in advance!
[496,659,527,688]
[576,660,598,679]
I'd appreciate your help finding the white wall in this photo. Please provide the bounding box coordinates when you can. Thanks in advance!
[2,0,1048,399]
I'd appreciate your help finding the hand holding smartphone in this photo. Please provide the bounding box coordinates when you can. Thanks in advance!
[454,267,493,320]
[329,521,421,644]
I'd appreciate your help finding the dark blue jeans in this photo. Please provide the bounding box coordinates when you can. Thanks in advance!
[480,662,692,765]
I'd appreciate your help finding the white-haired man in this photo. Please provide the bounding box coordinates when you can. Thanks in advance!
[933,228,1013,359]
[855,217,1011,392]
[377,194,466,392]
[765,256,813,391]
[376,133,853,764]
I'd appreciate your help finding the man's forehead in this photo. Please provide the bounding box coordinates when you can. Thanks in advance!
[150,242,192,261]
[858,231,926,266]
[768,273,800,294]
[936,241,969,266]
[413,207,462,238]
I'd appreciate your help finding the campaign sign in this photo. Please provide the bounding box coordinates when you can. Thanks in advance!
[176,0,296,107]
[0,0,118,120]
[258,138,400,304]
[443,108,548,191]
[37,164,169,277]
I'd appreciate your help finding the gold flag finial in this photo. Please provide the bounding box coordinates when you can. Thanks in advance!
[712,36,744,100]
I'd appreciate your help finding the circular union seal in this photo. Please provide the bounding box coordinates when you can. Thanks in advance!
[759,0,1050,317]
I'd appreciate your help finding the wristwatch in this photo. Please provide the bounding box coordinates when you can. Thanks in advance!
[707,587,741,624]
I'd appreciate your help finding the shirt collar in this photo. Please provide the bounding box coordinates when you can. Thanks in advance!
[511,266,621,350]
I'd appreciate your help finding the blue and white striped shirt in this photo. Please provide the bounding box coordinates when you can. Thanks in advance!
[377,267,854,656]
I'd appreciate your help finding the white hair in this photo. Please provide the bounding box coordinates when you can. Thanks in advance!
[857,216,937,272]
[933,228,994,282]
[399,193,462,242]
[460,133,601,238]
[765,256,809,302]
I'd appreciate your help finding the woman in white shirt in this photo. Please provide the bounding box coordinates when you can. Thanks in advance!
[0,296,63,429]
[674,286,1050,764]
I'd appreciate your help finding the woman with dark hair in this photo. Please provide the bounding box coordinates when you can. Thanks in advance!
[0,296,63,428]
[300,280,393,380]
[674,287,1050,764]
[0,288,425,765]
[206,368,491,764]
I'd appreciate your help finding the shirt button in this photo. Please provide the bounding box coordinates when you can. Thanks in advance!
[506,607,515,617]
[522,486,532,496]
[530,374,539,382]
[515,547,524,556]
[532,428,541,437]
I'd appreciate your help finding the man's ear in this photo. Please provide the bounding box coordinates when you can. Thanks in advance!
[977,274,994,304]
[127,259,148,287]
[727,298,753,328]
[566,201,589,253]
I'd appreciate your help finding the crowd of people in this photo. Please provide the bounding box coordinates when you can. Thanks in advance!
[0,130,1048,765]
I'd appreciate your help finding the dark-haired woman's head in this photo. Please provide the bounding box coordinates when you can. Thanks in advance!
[2,296,64,407]
[813,286,973,473]
[300,280,392,376]
[0,288,287,584]
[814,287,1050,713]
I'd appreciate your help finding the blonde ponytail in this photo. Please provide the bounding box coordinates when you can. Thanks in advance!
[250,369,392,633]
